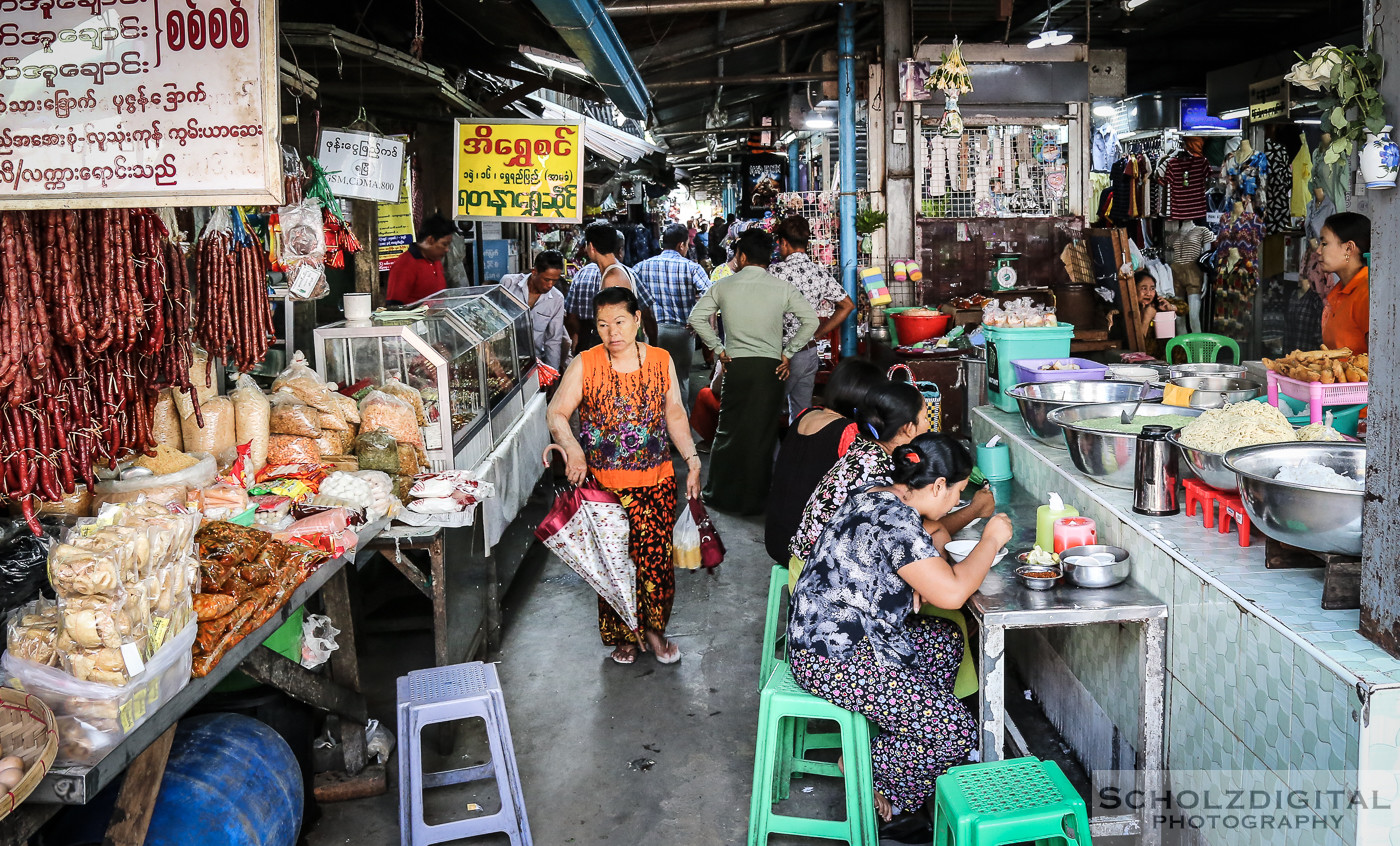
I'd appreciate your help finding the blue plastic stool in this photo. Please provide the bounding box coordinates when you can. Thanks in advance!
[748,661,878,845]
[397,662,532,846]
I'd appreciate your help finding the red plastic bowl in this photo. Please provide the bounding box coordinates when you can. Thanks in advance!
[891,312,953,345]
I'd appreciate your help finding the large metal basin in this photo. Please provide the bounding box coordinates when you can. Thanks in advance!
[1008,380,1162,448]
[1167,363,1247,379]
[1166,376,1263,408]
[1167,430,1239,492]
[1048,402,1206,489]
[1223,442,1366,556]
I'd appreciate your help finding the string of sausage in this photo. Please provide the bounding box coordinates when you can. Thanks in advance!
[193,226,273,376]
[0,209,210,534]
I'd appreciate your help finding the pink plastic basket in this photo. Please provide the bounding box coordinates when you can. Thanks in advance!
[1265,370,1368,424]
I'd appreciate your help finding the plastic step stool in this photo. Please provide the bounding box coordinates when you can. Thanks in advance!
[933,757,1092,846]
[748,662,878,845]
[1183,479,1252,547]
[1216,492,1252,547]
[397,662,532,846]
[759,565,787,693]
[1183,478,1216,528]
[759,566,842,802]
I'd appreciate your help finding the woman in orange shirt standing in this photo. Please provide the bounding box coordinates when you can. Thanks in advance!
[1318,213,1371,354]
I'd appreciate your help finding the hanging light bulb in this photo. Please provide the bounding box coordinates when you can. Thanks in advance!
[1028,0,1074,48]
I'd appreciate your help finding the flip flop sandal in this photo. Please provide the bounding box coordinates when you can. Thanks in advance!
[654,642,682,665]
[610,648,637,665]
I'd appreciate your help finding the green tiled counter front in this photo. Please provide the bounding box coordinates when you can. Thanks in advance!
[971,405,1400,845]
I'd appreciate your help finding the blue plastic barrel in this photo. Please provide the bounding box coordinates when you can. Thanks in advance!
[45,712,302,846]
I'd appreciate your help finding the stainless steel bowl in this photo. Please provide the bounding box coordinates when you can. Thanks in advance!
[1059,544,1131,588]
[1015,565,1061,591]
[1107,364,1168,383]
[1223,442,1366,556]
[1168,363,1247,379]
[1047,402,1207,489]
[1166,430,1239,492]
[1166,376,1263,408]
[1008,380,1163,448]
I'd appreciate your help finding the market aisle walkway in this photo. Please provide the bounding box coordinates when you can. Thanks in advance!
[494,505,768,844]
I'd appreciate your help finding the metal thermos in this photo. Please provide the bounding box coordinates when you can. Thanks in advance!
[1133,425,1179,516]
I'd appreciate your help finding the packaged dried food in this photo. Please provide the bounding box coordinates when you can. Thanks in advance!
[328,391,361,425]
[151,389,184,451]
[172,349,219,420]
[7,598,59,666]
[359,390,422,449]
[92,453,217,512]
[62,645,133,686]
[136,444,199,476]
[274,354,340,414]
[270,390,324,438]
[58,593,125,650]
[381,377,428,426]
[396,443,423,476]
[195,521,271,569]
[315,430,351,456]
[181,396,237,461]
[354,427,400,474]
[194,483,250,521]
[49,543,123,596]
[267,434,323,467]
[193,593,237,621]
[230,375,272,472]
[318,407,351,432]
[321,455,360,473]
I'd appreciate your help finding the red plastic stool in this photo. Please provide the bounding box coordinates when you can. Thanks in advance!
[1183,479,1216,528]
[1216,491,1252,547]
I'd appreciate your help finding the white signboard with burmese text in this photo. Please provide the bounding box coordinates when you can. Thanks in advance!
[0,0,282,208]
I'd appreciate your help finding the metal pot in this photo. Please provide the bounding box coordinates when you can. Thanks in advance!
[1166,376,1263,409]
[1008,380,1163,448]
[1059,544,1131,588]
[1167,430,1239,492]
[1223,442,1366,556]
[1047,402,1206,489]
[1167,363,1247,380]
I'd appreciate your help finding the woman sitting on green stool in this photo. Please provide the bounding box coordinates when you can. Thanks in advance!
[788,433,1012,823]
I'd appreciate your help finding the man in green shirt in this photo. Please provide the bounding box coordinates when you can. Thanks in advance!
[688,228,818,514]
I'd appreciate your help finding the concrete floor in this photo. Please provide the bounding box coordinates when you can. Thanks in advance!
[304,483,887,846]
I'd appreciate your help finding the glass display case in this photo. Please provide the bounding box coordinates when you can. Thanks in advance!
[314,288,539,470]
[414,286,539,442]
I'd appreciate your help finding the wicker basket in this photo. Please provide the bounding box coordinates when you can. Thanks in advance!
[0,687,59,821]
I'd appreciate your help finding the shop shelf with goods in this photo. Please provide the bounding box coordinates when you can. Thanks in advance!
[313,290,537,472]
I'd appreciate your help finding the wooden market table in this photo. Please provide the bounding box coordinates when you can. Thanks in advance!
[2,520,389,846]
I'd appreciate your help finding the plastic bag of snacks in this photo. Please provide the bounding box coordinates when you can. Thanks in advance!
[354,427,400,474]
[230,375,272,472]
[359,390,422,449]
[151,389,184,451]
[981,297,1058,328]
[273,354,341,414]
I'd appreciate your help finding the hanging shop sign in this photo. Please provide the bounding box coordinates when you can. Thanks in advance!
[0,0,282,209]
[740,153,786,218]
[318,129,406,203]
[452,119,584,223]
[377,137,414,271]
[1249,76,1291,124]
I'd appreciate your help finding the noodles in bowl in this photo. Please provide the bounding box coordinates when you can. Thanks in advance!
[1176,402,1295,454]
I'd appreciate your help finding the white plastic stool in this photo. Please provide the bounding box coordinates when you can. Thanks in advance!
[397,662,532,846]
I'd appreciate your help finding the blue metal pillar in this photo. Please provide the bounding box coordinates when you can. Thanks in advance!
[837,2,858,353]
[788,140,800,191]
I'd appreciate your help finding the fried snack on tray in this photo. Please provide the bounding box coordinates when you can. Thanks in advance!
[1263,345,1368,385]
[195,521,271,568]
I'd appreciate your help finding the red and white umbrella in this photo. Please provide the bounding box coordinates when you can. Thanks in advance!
[535,446,641,642]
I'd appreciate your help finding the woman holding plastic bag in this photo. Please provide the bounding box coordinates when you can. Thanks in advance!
[546,287,702,665]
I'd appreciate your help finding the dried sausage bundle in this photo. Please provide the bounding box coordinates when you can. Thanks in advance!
[193,208,275,376]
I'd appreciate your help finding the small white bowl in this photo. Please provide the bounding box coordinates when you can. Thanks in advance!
[945,539,1009,565]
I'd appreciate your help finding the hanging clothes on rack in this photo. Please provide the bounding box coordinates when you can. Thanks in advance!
[1092,123,1120,173]
[1162,150,1213,221]
[1211,210,1266,342]
[1263,138,1293,233]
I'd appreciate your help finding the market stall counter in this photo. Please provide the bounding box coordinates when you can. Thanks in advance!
[952,481,1165,845]
[971,404,1400,845]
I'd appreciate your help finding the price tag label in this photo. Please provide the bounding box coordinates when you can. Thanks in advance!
[119,700,136,734]
[288,263,323,298]
[121,642,146,677]
[149,616,171,652]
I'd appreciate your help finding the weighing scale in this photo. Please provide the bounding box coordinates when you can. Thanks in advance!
[991,252,1022,291]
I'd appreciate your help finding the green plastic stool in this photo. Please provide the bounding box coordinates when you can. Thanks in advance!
[759,565,788,693]
[933,757,1092,846]
[1164,332,1240,365]
[748,662,878,845]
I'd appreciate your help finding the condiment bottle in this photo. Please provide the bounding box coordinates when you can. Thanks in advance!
[1035,492,1078,551]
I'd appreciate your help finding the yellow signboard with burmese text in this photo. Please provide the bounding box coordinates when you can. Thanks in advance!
[452,119,585,223]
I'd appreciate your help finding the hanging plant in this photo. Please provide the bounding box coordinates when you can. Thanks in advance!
[1285,44,1388,164]
[855,207,889,237]
[926,37,973,96]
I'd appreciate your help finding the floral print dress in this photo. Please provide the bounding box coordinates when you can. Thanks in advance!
[788,488,975,812]
[578,344,677,645]
[789,438,893,562]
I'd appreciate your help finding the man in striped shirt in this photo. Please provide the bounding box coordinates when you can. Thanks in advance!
[633,224,712,406]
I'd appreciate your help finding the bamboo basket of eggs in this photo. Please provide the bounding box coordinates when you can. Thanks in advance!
[0,687,59,820]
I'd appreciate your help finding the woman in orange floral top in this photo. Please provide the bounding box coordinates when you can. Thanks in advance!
[547,287,702,665]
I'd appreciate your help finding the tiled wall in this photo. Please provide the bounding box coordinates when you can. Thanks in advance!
[971,407,1397,844]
